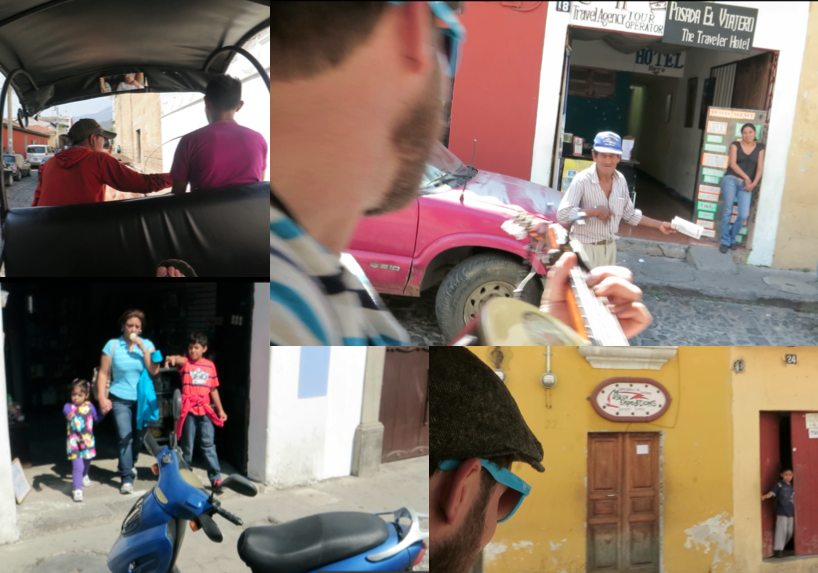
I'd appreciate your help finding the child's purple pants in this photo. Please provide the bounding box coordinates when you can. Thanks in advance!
[72,458,91,490]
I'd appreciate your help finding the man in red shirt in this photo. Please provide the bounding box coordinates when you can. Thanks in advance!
[32,118,172,206]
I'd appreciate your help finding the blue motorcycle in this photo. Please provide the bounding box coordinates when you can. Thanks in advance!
[108,425,427,572]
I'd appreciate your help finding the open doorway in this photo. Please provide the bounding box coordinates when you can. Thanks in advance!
[3,282,257,486]
[760,412,794,559]
[760,411,818,560]
[557,27,777,247]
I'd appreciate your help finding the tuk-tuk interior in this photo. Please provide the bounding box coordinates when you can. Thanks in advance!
[0,0,271,277]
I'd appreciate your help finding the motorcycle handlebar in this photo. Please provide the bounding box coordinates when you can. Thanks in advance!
[197,513,224,543]
[143,432,162,457]
[213,504,243,526]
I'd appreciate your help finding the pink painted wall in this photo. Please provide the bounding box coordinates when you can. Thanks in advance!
[448,1,548,181]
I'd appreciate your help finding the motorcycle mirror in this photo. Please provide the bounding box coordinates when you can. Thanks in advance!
[220,474,258,497]
[17,107,28,128]
[143,431,162,457]
[172,388,182,421]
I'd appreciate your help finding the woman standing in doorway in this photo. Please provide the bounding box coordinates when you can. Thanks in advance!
[96,309,160,494]
[719,123,765,253]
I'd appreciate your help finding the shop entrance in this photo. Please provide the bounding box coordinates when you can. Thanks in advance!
[557,27,777,248]
[760,412,818,559]
[3,282,256,479]
[587,432,660,573]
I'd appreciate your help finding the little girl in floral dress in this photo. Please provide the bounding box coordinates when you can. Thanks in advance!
[64,379,101,502]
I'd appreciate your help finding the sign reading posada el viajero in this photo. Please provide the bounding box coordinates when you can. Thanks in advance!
[663,1,757,53]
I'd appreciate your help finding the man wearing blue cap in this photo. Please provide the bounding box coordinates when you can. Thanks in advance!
[557,131,675,268]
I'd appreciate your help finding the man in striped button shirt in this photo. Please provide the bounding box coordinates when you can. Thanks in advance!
[557,131,675,269]
[269,2,464,345]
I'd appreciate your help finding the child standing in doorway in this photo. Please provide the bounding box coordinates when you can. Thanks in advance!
[64,379,101,502]
[762,468,795,558]
[165,332,227,492]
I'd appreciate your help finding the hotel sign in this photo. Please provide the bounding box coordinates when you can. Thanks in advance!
[589,378,671,422]
[663,1,757,53]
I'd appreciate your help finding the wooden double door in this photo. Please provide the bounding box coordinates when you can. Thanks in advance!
[587,433,661,572]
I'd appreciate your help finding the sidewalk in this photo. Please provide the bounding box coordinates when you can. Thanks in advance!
[618,237,818,311]
[0,454,429,572]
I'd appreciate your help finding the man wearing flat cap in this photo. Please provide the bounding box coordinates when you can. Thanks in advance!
[557,130,675,268]
[430,347,544,573]
[32,118,172,206]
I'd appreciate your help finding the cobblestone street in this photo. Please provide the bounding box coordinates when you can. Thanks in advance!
[5,167,38,209]
[384,286,818,347]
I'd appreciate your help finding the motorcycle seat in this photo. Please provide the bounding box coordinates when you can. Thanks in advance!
[237,511,390,573]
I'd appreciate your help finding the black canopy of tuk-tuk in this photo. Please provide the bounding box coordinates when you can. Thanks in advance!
[0,0,270,114]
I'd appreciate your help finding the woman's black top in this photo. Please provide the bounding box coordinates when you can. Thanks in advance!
[726,140,765,182]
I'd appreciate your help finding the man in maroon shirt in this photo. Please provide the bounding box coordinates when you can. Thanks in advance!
[170,74,268,194]
[32,119,171,206]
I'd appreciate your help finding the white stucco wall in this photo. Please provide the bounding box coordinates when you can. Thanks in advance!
[262,347,367,488]
[533,2,809,266]
[247,284,272,484]
[0,292,19,544]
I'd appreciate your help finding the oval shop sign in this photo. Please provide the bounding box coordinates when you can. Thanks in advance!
[589,378,672,422]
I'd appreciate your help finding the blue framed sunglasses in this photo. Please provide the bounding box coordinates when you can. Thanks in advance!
[388,1,465,77]
[438,458,531,523]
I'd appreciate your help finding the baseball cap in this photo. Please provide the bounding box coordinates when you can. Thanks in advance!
[67,118,116,145]
[592,131,623,155]
[430,347,545,472]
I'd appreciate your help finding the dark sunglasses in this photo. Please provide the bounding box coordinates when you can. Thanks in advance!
[438,458,531,523]
[389,1,465,77]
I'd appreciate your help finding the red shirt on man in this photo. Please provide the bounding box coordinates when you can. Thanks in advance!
[32,147,171,206]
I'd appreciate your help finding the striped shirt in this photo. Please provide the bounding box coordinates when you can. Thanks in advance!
[557,166,642,243]
[270,201,410,346]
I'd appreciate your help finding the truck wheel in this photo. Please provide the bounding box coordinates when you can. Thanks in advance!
[434,253,542,341]
[13,170,20,181]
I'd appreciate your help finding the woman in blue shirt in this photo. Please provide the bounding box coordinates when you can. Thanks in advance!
[95,309,160,494]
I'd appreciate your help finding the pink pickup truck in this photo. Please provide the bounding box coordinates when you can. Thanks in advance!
[349,142,563,340]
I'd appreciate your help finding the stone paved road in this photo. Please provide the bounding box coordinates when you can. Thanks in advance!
[632,287,818,346]
[383,286,818,347]
[6,167,38,208]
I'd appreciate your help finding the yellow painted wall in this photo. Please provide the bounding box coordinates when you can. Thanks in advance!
[773,4,818,269]
[469,346,735,573]
[730,347,818,573]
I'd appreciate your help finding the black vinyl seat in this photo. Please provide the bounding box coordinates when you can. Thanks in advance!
[237,512,390,573]
[2,182,269,277]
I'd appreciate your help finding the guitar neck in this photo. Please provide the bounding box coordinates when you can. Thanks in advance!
[568,267,630,346]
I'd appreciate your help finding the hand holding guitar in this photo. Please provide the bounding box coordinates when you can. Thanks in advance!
[541,251,652,340]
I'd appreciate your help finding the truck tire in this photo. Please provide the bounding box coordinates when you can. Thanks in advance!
[434,253,543,341]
